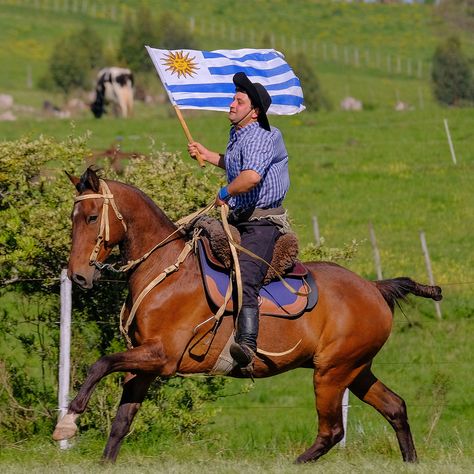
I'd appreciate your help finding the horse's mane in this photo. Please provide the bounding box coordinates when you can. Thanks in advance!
[76,166,177,230]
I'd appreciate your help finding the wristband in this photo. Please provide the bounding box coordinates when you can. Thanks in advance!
[218,186,231,202]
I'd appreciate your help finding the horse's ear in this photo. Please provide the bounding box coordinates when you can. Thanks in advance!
[84,167,100,192]
[65,171,80,188]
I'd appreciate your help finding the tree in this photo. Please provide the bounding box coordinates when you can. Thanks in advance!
[44,25,104,96]
[49,38,90,96]
[288,52,331,111]
[157,11,198,50]
[73,24,104,70]
[118,8,198,73]
[431,36,474,106]
[118,5,161,73]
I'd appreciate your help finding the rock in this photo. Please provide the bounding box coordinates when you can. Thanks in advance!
[67,98,88,112]
[340,96,363,111]
[0,94,14,110]
[395,101,413,111]
[0,110,17,121]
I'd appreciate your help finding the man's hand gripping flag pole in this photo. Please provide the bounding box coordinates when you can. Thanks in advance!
[173,105,205,167]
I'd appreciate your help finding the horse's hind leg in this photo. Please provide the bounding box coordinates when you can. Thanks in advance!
[295,367,348,463]
[349,366,417,462]
[102,373,156,463]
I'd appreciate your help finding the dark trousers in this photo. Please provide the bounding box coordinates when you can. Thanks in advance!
[236,219,281,309]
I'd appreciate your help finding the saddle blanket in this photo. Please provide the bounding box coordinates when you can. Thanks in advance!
[197,240,318,318]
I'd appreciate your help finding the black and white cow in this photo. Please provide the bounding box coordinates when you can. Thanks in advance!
[90,67,134,118]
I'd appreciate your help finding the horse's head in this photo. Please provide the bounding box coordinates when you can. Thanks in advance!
[67,167,127,289]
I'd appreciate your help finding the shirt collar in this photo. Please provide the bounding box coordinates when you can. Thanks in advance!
[230,121,260,139]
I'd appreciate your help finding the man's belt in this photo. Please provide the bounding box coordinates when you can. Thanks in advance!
[229,206,285,224]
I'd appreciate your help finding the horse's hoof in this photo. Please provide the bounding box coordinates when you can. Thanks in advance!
[294,455,306,464]
[294,451,315,464]
[52,414,78,441]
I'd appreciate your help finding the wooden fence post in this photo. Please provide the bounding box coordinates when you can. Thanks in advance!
[369,222,383,280]
[340,389,350,447]
[312,215,321,246]
[420,232,442,319]
[443,119,457,165]
[417,60,423,79]
[418,86,424,110]
[58,269,72,449]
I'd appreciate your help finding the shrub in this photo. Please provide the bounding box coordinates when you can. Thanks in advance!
[157,11,198,51]
[431,36,474,106]
[118,8,198,73]
[0,133,224,442]
[301,237,362,263]
[288,52,332,111]
[118,5,160,73]
[41,25,105,96]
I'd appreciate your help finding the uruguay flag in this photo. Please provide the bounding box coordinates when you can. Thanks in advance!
[146,46,305,115]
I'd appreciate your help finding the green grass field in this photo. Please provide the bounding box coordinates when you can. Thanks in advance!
[1,0,473,472]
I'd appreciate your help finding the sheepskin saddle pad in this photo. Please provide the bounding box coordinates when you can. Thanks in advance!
[192,216,318,318]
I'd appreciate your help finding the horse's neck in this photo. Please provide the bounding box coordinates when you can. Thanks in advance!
[113,182,184,263]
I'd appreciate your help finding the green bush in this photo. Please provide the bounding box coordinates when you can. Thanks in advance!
[118,7,198,73]
[118,5,160,74]
[431,36,474,106]
[0,133,224,443]
[288,52,332,111]
[157,11,199,51]
[41,25,105,96]
[301,237,362,263]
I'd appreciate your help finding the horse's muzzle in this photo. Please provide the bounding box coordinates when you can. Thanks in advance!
[71,272,94,289]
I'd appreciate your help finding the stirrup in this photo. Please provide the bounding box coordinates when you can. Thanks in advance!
[230,342,255,375]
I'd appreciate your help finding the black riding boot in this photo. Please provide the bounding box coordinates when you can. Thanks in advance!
[230,307,259,370]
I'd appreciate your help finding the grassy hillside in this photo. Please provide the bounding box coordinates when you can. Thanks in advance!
[1,1,473,471]
[1,0,473,95]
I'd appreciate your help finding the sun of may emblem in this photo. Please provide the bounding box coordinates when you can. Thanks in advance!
[161,51,199,78]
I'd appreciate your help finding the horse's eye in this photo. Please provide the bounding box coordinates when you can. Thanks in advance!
[87,215,98,224]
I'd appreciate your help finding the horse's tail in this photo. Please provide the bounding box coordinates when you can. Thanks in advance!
[374,277,442,312]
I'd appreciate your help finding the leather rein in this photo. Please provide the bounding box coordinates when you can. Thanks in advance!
[74,179,196,273]
[73,180,211,348]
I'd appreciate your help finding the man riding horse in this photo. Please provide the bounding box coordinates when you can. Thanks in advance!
[188,72,291,373]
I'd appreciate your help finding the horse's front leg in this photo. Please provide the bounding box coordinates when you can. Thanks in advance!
[53,342,169,441]
[102,372,158,463]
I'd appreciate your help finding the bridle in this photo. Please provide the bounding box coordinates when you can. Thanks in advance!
[74,179,128,270]
[73,179,213,274]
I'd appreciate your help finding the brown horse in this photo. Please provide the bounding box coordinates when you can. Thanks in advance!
[53,167,442,464]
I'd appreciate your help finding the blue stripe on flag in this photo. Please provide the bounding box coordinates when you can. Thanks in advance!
[209,63,292,77]
[166,78,301,94]
[175,97,234,108]
[175,95,304,109]
[203,51,281,62]
[264,78,301,90]
[166,83,234,93]
[272,95,305,107]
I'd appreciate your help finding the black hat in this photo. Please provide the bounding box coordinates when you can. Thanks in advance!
[233,72,272,131]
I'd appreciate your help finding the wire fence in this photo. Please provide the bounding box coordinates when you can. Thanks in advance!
[2,273,472,415]
[0,0,432,80]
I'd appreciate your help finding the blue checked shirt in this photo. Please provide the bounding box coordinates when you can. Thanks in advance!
[224,122,289,210]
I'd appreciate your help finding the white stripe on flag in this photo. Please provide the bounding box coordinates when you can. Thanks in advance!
[146,46,305,115]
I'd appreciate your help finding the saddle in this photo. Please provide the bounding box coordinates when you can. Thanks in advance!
[193,216,318,318]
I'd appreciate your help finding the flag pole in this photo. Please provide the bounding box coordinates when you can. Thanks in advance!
[145,46,205,168]
[173,106,205,167]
